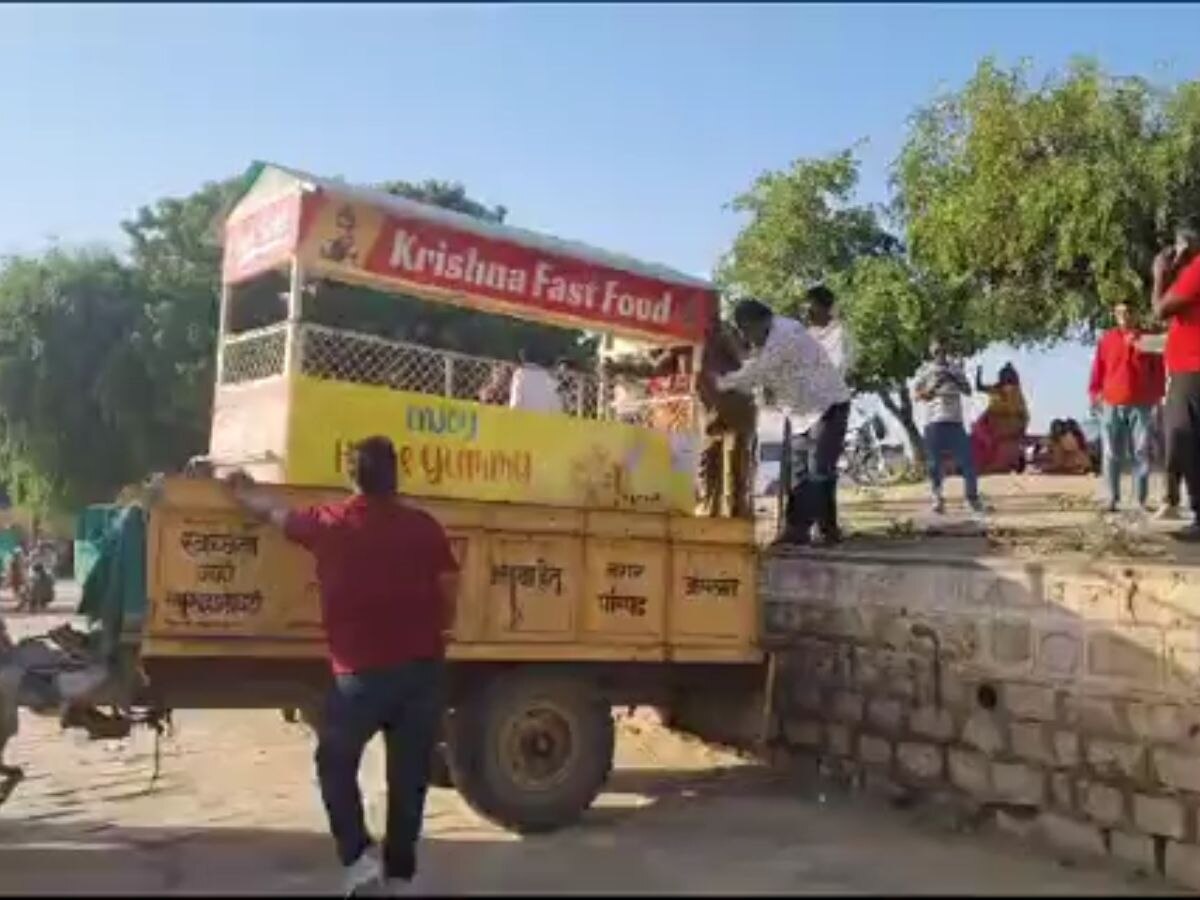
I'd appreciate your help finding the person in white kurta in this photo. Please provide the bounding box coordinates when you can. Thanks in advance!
[508,354,564,414]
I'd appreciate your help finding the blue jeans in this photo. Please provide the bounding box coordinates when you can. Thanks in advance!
[924,421,979,503]
[1100,404,1152,506]
[316,660,443,881]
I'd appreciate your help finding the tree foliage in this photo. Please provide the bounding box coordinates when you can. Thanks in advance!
[121,176,247,463]
[896,57,1200,340]
[0,251,156,511]
[378,178,508,224]
[717,151,899,316]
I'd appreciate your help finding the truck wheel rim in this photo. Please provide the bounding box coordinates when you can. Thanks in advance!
[500,705,576,791]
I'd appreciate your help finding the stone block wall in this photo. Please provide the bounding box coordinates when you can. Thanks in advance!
[761,552,1200,889]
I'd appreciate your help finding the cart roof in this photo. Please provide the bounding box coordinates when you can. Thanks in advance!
[222,161,718,345]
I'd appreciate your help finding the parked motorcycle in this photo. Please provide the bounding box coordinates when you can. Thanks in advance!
[841,413,906,487]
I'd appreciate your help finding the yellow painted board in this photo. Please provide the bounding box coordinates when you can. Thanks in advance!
[283,375,699,514]
[142,477,758,664]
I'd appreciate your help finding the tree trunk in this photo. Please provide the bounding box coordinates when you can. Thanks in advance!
[877,386,925,469]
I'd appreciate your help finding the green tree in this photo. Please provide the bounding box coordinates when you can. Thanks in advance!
[378,178,508,224]
[0,251,156,513]
[121,176,247,463]
[895,57,1200,341]
[718,150,956,457]
[718,151,898,314]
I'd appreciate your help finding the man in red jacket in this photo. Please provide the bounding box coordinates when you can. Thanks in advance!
[1089,301,1166,513]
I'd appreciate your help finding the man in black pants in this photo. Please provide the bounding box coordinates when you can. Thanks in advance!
[718,298,852,545]
[227,437,460,895]
[1152,222,1200,541]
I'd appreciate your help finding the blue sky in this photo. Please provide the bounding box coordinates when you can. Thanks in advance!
[2,2,1198,430]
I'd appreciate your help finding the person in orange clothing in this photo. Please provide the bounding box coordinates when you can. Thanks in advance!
[1088,301,1166,512]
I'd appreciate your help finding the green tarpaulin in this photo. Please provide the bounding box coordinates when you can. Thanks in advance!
[76,505,146,660]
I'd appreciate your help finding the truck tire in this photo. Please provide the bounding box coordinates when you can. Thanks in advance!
[445,671,614,834]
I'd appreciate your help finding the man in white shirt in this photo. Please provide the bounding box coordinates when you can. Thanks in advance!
[718,298,852,546]
[508,350,564,414]
[806,285,856,381]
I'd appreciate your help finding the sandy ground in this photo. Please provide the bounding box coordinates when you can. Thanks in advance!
[0,608,1173,895]
[0,478,1190,895]
[0,695,1172,896]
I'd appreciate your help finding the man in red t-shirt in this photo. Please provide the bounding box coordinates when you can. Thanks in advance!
[1153,222,1200,541]
[227,436,459,895]
[1088,301,1165,512]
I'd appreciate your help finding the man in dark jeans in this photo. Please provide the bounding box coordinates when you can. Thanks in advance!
[1153,221,1200,541]
[227,437,459,895]
[718,298,852,545]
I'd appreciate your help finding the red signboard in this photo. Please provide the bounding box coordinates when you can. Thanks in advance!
[222,192,303,285]
[297,191,715,344]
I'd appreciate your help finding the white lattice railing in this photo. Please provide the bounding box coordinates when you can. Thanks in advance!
[219,324,287,385]
[217,322,697,432]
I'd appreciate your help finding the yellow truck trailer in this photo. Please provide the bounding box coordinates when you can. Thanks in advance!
[40,162,765,834]
[133,476,760,833]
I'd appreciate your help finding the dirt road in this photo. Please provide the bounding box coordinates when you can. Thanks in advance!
[0,610,1172,895]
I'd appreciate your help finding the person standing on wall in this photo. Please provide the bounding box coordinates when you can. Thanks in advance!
[1152,220,1200,541]
[912,337,985,516]
[226,436,459,896]
[604,309,755,518]
[718,298,851,546]
[806,284,856,383]
[1088,300,1165,514]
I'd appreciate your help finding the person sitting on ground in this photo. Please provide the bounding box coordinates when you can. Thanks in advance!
[912,337,985,516]
[971,362,1030,475]
[1039,419,1091,476]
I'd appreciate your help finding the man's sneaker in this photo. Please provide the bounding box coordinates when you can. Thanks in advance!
[383,879,413,897]
[343,847,384,897]
[1156,504,1183,521]
[931,497,945,515]
[1103,500,1119,515]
